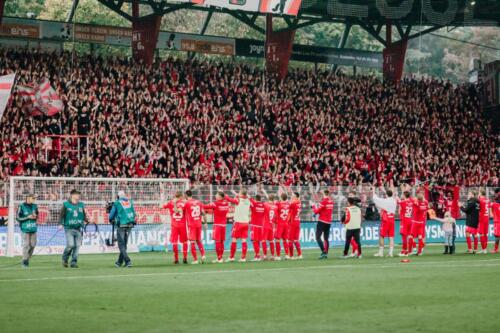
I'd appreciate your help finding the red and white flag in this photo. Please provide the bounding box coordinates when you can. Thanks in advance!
[17,79,63,116]
[0,73,16,120]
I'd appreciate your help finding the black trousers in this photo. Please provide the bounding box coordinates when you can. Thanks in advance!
[117,227,132,264]
[344,228,361,256]
[316,222,331,254]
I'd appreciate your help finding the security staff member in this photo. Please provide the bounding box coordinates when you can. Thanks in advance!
[109,190,136,268]
[341,196,362,258]
[60,189,90,268]
[17,193,39,267]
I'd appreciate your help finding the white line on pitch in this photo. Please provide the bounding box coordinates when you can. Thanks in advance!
[1,258,500,283]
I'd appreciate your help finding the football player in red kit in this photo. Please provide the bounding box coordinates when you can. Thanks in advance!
[311,190,334,259]
[226,189,252,262]
[262,194,278,260]
[398,191,414,256]
[491,190,500,254]
[183,190,206,264]
[162,192,188,264]
[275,193,291,260]
[288,192,302,260]
[478,189,491,254]
[249,194,266,261]
[408,191,428,256]
[203,191,230,263]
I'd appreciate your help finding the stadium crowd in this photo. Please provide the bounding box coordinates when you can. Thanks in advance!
[0,48,498,186]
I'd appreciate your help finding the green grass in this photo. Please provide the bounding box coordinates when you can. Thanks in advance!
[0,245,499,333]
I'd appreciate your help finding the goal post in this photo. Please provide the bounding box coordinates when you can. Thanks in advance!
[4,176,189,257]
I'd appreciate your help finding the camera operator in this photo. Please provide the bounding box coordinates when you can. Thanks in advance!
[109,191,136,268]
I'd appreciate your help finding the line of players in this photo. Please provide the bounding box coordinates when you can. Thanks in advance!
[162,187,500,264]
[161,189,314,264]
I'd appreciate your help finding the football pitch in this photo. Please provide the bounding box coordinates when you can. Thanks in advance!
[1,245,499,333]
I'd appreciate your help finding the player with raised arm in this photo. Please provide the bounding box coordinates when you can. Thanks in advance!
[372,187,397,257]
[183,190,206,264]
[311,189,334,259]
[249,194,266,261]
[262,194,278,260]
[226,189,251,262]
[408,191,429,256]
[203,191,230,263]
[398,191,414,257]
[162,191,188,264]
[478,189,491,254]
[288,192,302,260]
[275,193,291,260]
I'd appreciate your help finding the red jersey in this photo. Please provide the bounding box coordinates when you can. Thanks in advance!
[163,199,186,228]
[203,199,230,226]
[276,201,291,225]
[249,199,266,227]
[381,210,395,223]
[492,202,500,224]
[263,202,278,229]
[412,199,428,224]
[183,198,203,227]
[479,197,490,222]
[398,198,413,222]
[312,197,334,224]
[289,200,301,225]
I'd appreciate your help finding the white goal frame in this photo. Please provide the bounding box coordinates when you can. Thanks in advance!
[6,176,190,257]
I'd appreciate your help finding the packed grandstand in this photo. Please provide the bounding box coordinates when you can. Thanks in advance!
[0,48,498,186]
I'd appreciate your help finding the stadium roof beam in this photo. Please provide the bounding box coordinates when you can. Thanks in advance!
[66,0,80,23]
[188,10,213,59]
[332,22,352,73]
[98,0,133,21]
[225,10,265,35]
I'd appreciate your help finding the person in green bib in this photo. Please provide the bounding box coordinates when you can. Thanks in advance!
[59,189,90,268]
[108,190,136,268]
[17,193,39,268]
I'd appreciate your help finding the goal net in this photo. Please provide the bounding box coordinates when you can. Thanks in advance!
[2,177,189,257]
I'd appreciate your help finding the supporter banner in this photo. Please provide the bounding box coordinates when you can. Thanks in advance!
[132,15,162,65]
[266,20,296,79]
[237,39,383,68]
[383,40,408,82]
[260,0,303,16]
[1,220,497,256]
[193,0,302,16]
[0,73,16,120]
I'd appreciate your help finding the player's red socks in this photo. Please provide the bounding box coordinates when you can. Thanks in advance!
[351,239,358,254]
[473,236,478,251]
[480,235,488,250]
[242,242,248,259]
[253,241,260,258]
[408,238,415,253]
[401,236,408,254]
[182,243,188,260]
[283,240,289,256]
[294,241,302,256]
[215,242,224,260]
[173,244,179,262]
[289,242,294,257]
[269,242,275,256]
[261,241,268,256]
[230,242,237,259]
[466,235,472,250]
[418,239,425,254]
[276,241,281,256]
[197,240,205,257]
[324,240,329,254]
[190,242,198,261]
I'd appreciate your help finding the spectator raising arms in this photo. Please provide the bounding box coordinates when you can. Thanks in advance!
[0,48,498,187]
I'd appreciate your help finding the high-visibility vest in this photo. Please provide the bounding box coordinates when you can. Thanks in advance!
[234,197,251,223]
[345,206,362,230]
